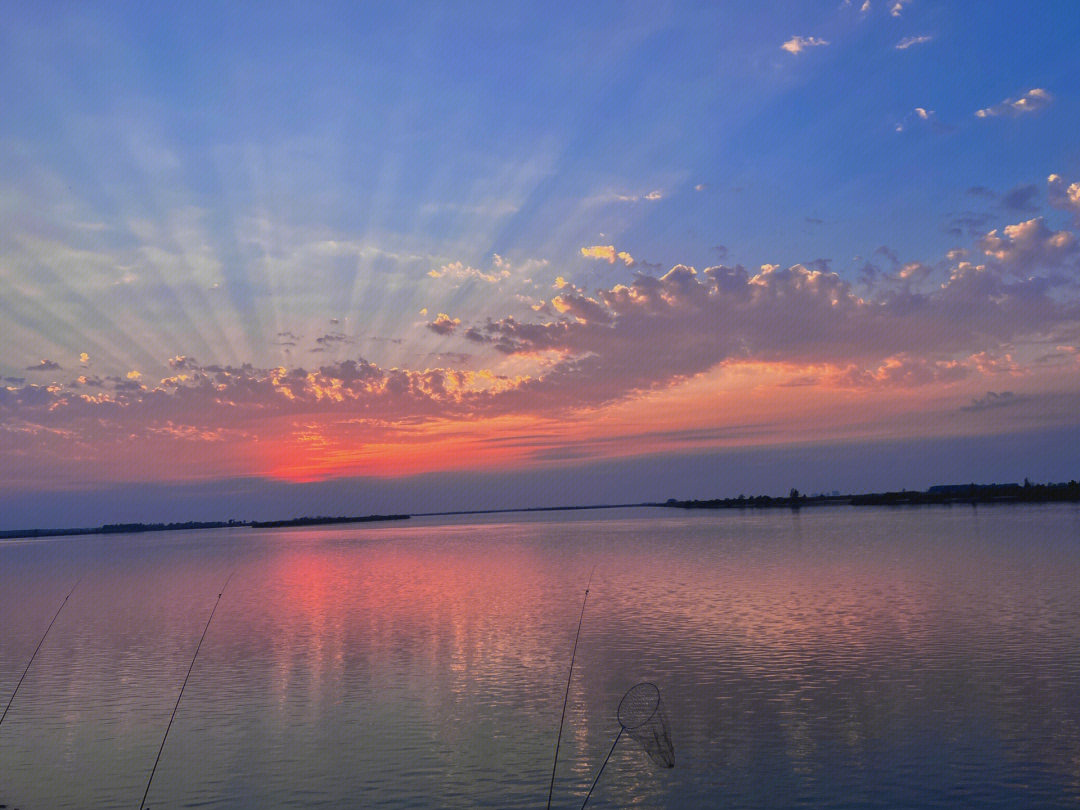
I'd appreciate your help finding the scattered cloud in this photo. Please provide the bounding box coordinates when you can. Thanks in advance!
[975,88,1052,118]
[1048,174,1080,219]
[874,245,899,265]
[26,360,61,372]
[979,217,1077,272]
[315,332,355,346]
[603,190,664,203]
[896,34,932,49]
[781,35,829,54]
[168,355,197,370]
[897,261,933,282]
[961,390,1025,412]
[428,260,511,284]
[890,0,912,17]
[581,245,636,266]
[895,107,951,133]
[1000,184,1040,212]
[426,313,461,336]
[694,183,709,192]
[946,212,994,238]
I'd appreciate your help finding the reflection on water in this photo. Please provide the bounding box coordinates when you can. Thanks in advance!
[2,505,1080,808]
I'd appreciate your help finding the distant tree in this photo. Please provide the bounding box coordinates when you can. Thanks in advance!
[789,487,800,499]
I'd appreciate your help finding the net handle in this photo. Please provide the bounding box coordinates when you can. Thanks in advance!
[579,726,623,810]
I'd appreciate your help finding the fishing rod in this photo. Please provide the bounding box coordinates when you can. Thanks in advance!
[0,576,82,729]
[546,566,595,810]
[138,570,234,810]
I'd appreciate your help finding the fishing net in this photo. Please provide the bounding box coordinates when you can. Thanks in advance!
[617,682,675,768]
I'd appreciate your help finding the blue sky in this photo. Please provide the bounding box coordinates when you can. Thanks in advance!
[2,1,1079,527]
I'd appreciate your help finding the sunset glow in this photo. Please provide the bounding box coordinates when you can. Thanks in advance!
[2,2,1079,527]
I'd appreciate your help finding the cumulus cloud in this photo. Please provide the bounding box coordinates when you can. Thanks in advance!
[782,35,829,54]
[1048,174,1080,219]
[979,217,1077,272]
[975,88,1052,118]
[427,313,461,335]
[9,239,1076,433]
[890,0,912,17]
[581,245,636,266]
[896,34,932,49]
[4,207,1080,458]
[475,255,1079,408]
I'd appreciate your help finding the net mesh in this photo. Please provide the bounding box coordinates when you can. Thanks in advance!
[617,682,675,768]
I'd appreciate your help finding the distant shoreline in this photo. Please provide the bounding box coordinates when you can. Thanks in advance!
[663,480,1080,511]
[1,480,1077,541]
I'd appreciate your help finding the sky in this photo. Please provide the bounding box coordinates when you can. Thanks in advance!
[2,1,1080,528]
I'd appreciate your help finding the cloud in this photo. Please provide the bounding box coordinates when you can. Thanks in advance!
[781,36,829,54]
[979,217,1077,272]
[427,260,511,284]
[897,261,933,282]
[168,355,198,369]
[895,107,951,133]
[597,190,664,203]
[314,332,355,346]
[3,202,1079,474]
[946,212,994,238]
[1048,174,1080,219]
[1000,184,1040,212]
[961,390,1025,412]
[581,245,636,266]
[823,355,969,389]
[975,88,1052,118]
[26,360,61,371]
[896,35,932,49]
[477,254,1079,407]
[890,0,912,17]
[426,313,461,335]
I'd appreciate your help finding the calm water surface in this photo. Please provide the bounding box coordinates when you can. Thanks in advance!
[2,505,1079,809]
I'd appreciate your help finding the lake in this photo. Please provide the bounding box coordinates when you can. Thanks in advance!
[2,504,1079,809]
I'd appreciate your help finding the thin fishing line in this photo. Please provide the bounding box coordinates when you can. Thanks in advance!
[139,569,234,810]
[546,565,595,810]
[0,576,82,728]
